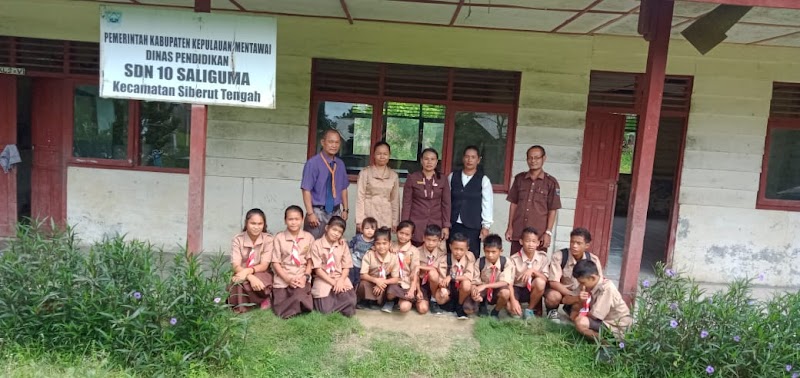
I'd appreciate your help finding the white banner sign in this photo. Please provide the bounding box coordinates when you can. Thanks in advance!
[99,5,276,108]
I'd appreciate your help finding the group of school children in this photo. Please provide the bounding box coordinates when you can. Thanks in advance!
[229,205,632,340]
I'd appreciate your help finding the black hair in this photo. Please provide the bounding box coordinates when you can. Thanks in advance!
[361,217,378,230]
[462,145,481,157]
[243,208,268,233]
[521,227,540,239]
[527,145,546,157]
[397,220,415,233]
[326,216,347,231]
[572,259,600,279]
[483,234,503,250]
[570,227,592,243]
[374,226,392,241]
[449,232,469,244]
[373,141,391,152]
[424,224,443,238]
[321,129,342,141]
[284,205,304,219]
[419,148,441,179]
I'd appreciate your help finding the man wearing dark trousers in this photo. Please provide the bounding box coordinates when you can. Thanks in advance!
[301,129,350,239]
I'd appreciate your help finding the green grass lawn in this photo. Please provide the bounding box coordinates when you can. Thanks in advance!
[1,311,617,378]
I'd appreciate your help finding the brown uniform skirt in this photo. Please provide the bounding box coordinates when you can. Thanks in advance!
[313,289,357,317]
[272,285,313,319]
[358,281,406,301]
[228,271,273,313]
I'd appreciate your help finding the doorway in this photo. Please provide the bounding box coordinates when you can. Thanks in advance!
[17,77,32,222]
[575,71,692,281]
[607,116,688,280]
[0,75,67,237]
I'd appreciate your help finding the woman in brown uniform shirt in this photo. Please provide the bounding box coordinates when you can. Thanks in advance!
[356,141,400,231]
[228,208,274,313]
[402,148,451,247]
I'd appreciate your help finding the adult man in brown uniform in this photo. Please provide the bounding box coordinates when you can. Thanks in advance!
[505,145,561,255]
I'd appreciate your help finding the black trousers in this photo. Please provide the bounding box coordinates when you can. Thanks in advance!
[448,222,481,260]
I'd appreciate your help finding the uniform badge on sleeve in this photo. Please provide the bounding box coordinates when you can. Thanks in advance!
[555,189,561,197]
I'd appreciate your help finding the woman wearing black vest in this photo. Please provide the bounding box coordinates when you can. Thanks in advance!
[448,145,493,259]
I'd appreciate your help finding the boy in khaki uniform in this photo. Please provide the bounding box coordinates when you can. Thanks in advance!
[358,227,402,311]
[465,234,516,318]
[545,227,604,318]
[571,259,632,339]
[434,232,475,319]
[417,225,448,315]
[509,227,550,319]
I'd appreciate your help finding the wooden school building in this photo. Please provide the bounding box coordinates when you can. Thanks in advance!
[0,0,799,299]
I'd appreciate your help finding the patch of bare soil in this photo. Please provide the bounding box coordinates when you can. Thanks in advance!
[351,309,477,357]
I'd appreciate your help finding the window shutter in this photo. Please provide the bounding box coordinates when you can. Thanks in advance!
[0,36,99,75]
[770,82,800,118]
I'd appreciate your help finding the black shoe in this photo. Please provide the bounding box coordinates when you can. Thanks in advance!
[455,306,469,320]
[356,300,368,310]
[490,309,501,319]
[478,303,489,317]
[368,301,382,311]
[431,302,444,315]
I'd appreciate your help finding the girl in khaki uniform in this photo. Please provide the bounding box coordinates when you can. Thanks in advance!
[228,208,274,313]
[271,206,315,319]
[387,221,420,313]
[310,216,357,317]
[356,142,400,231]
[358,227,402,312]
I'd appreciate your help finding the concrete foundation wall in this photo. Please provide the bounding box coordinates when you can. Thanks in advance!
[66,167,188,247]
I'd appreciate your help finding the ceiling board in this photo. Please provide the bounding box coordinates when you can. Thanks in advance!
[455,7,575,32]
[348,0,455,24]
[235,0,345,17]
[723,23,800,44]
[560,12,621,33]
[672,0,717,17]
[740,7,800,27]
[485,0,595,11]
[592,0,639,12]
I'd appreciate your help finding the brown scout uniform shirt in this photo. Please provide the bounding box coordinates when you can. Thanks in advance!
[356,166,401,229]
[360,249,400,279]
[589,278,632,337]
[402,171,451,244]
[510,250,550,287]
[472,258,515,286]
[231,232,274,269]
[271,230,315,289]
[549,251,604,293]
[310,237,353,299]
[418,244,448,285]
[392,242,420,289]
[506,170,561,241]
[447,253,476,284]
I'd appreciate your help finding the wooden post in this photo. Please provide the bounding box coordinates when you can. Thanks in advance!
[187,0,211,255]
[187,105,207,255]
[619,0,675,304]
[0,75,18,237]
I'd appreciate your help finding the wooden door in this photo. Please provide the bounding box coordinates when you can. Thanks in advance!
[0,75,18,236]
[30,78,67,224]
[574,112,626,265]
